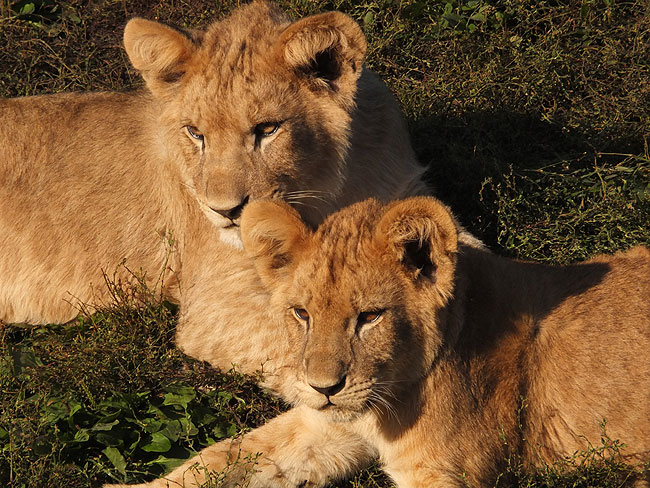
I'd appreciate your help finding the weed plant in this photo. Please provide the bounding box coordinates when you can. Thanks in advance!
[1,0,649,487]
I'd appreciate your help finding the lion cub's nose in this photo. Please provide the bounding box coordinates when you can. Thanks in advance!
[309,376,346,397]
[213,195,249,222]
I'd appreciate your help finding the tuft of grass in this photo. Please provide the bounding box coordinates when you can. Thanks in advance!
[1,1,649,487]
[481,151,650,263]
[503,427,648,488]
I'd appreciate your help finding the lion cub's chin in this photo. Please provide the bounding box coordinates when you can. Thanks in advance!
[218,226,244,249]
[299,393,369,423]
[314,404,365,423]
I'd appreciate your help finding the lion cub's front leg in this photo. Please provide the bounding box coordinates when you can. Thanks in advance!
[105,406,375,488]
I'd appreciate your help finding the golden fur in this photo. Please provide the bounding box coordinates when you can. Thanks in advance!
[0,1,431,392]
[112,197,650,487]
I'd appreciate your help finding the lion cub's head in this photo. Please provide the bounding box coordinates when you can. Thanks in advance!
[123,2,368,231]
[241,197,459,419]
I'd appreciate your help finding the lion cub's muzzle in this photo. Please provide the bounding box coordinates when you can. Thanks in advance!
[309,375,347,399]
[211,195,250,227]
[303,354,353,411]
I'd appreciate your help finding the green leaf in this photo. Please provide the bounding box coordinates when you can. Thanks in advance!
[98,396,134,413]
[97,410,122,425]
[96,432,123,447]
[191,406,216,427]
[143,418,164,433]
[10,347,42,374]
[146,403,164,417]
[103,446,127,476]
[179,417,198,437]
[42,399,70,424]
[363,11,374,27]
[68,401,83,417]
[141,432,172,453]
[90,419,120,431]
[160,419,182,442]
[218,391,233,402]
[161,417,198,441]
[226,424,238,438]
[19,3,35,15]
[73,429,90,443]
[0,426,8,442]
[146,455,191,472]
[162,385,196,409]
[470,12,486,22]
[212,423,227,439]
[443,12,462,27]
[126,432,142,453]
[32,436,51,456]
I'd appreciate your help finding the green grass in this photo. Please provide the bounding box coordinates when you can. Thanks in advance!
[1,0,649,487]
[0,273,284,486]
[501,429,644,487]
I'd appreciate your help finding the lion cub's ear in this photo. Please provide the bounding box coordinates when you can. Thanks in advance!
[241,200,311,286]
[124,18,198,98]
[376,197,459,291]
[275,11,367,100]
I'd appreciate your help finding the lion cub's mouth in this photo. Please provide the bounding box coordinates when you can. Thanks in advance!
[316,402,366,423]
[319,400,336,411]
[309,394,368,418]
[222,219,240,229]
[207,206,242,228]
[197,202,246,248]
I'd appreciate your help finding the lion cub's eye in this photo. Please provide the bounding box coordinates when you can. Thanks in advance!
[254,122,281,138]
[293,307,310,322]
[358,311,383,326]
[185,125,204,141]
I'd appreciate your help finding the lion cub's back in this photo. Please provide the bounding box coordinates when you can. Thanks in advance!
[0,92,175,324]
[2,92,150,170]
[528,245,650,462]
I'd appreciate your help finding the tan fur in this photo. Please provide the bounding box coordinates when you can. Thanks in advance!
[116,197,650,487]
[0,2,430,389]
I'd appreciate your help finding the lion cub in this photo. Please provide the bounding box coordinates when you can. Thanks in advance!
[230,197,648,486]
[105,197,648,487]
[0,2,436,397]
[0,1,425,327]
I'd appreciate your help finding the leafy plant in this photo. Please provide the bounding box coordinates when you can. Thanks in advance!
[0,269,282,486]
[7,0,79,23]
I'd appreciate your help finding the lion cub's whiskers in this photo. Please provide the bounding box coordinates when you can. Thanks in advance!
[284,200,314,210]
[285,190,335,206]
[285,189,336,198]
[372,382,403,404]
[368,389,402,427]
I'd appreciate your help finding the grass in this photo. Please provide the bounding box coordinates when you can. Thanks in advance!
[0,272,284,486]
[502,429,643,488]
[1,0,649,486]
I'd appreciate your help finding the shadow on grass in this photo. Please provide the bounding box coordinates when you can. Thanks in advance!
[407,109,649,259]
